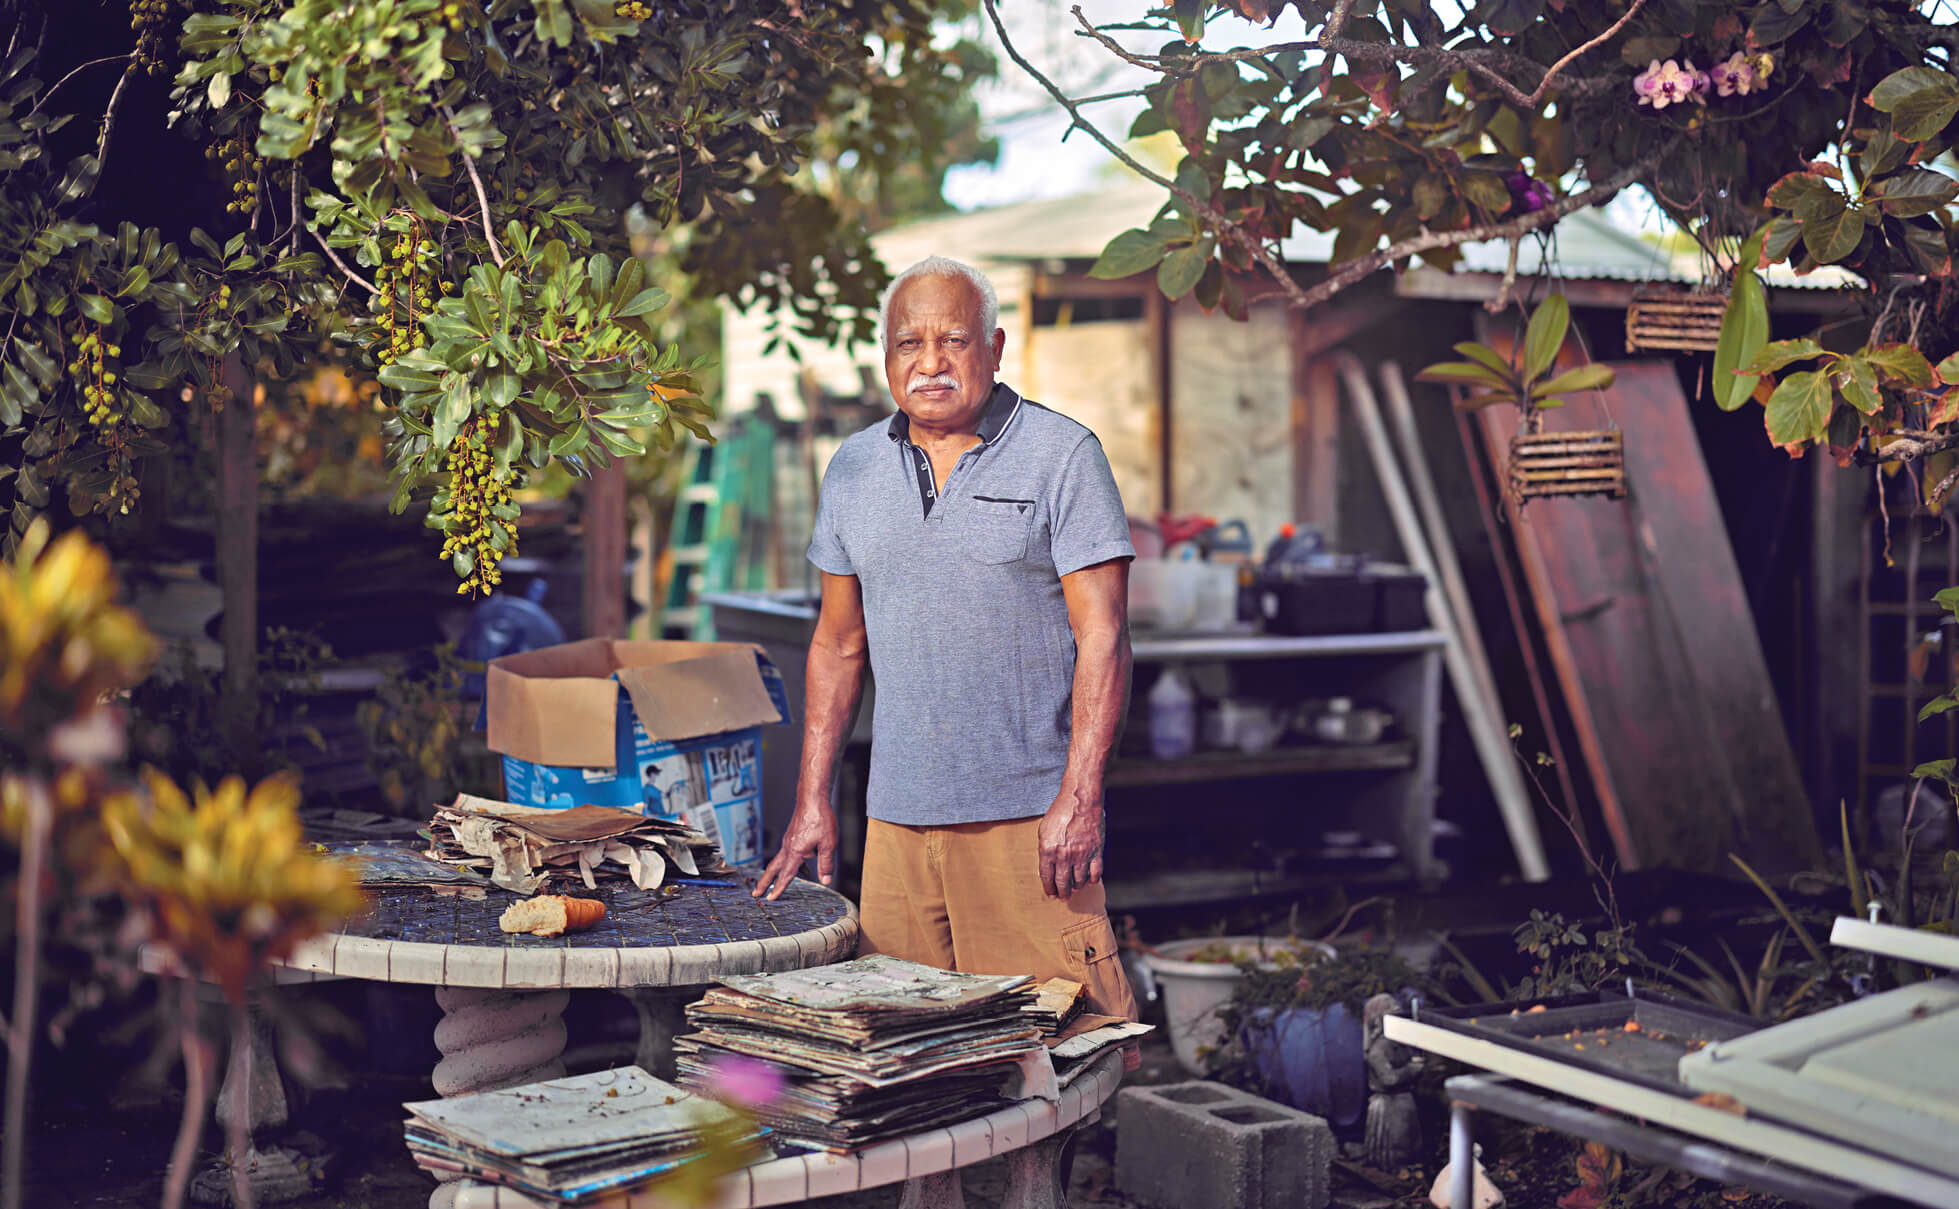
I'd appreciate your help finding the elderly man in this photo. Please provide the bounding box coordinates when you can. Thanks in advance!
[753,255,1138,1023]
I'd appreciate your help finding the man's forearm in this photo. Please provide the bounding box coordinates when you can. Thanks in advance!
[796,638,867,808]
[1060,624,1131,794]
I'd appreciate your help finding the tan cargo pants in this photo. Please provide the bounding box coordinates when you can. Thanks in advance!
[857,816,1140,1022]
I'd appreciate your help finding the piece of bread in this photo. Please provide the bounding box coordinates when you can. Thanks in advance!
[498,895,606,937]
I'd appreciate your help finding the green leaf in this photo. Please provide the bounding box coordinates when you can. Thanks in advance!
[1088,229,1168,280]
[1872,168,1959,218]
[1713,268,1769,411]
[1750,0,1810,43]
[1460,172,1511,217]
[1919,696,1959,722]
[1868,66,1959,142]
[1836,356,1882,414]
[1532,363,1615,400]
[1453,342,1514,377]
[1480,0,1545,37]
[75,294,115,323]
[615,287,670,318]
[1937,352,1959,385]
[1746,338,1827,375]
[1766,170,1836,211]
[1911,757,1957,780]
[1522,293,1569,383]
[378,360,443,394]
[1801,202,1864,263]
[127,394,169,428]
[1865,342,1935,386]
[1934,586,1959,613]
[1764,370,1836,446]
[1157,241,1210,299]
[1412,175,1449,222]
[1172,0,1205,42]
[1414,361,1511,389]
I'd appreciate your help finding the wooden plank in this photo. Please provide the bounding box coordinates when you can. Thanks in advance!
[1452,409,1591,852]
[1469,359,1819,874]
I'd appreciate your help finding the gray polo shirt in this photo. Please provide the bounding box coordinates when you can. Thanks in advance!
[808,384,1134,826]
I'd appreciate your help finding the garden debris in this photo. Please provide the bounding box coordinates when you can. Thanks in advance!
[674,954,1055,1151]
[402,1065,762,1204]
[423,794,729,894]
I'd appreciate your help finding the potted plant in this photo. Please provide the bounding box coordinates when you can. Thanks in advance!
[1213,944,1444,1136]
[1139,934,1335,1077]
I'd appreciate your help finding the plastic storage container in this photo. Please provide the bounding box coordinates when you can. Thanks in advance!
[1147,666,1197,759]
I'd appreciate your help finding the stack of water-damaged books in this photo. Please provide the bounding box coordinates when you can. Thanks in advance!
[422,794,729,894]
[401,1066,763,1204]
[675,955,1054,1152]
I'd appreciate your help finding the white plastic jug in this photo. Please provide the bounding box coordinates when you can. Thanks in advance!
[1148,666,1197,759]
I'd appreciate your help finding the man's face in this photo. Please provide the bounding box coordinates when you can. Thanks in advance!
[883,273,1005,433]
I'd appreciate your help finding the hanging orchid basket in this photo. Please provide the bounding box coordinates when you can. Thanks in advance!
[1508,423,1627,503]
[1624,285,1728,353]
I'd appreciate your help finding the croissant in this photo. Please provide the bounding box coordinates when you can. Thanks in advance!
[498,894,607,937]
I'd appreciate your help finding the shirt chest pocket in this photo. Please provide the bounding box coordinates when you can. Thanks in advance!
[961,496,1036,564]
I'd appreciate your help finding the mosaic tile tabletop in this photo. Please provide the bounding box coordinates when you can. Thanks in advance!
[269,860,859,989]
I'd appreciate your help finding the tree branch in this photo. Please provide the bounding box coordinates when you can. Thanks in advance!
[25,54,129,122]
[1070,12,1618,104]
[1001,1,1313,309]
[1531,0,1647,107]
[94,65,131,171]
[1854,429,1959,465]
[308,226,377,295]
[1289,156,1659,312]
[443,106,506,268]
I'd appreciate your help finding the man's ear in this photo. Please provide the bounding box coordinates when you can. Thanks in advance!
[990,327,1006,368]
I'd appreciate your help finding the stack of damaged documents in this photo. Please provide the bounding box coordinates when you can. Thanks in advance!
[402,1066,763,1203]
[424,794,728,895]
[675,955,1053,1151]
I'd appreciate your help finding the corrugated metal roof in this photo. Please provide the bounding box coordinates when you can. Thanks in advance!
[876,177,1854,290]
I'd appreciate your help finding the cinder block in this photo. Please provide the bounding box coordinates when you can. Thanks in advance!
[1115,1080,1334,1209]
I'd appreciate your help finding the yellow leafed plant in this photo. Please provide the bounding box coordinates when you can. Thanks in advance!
[0,518,156,748]
[104,769,366,1001]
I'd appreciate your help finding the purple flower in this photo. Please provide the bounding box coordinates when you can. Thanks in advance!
[703,1054,784,1109]
[1505,172,1555,214]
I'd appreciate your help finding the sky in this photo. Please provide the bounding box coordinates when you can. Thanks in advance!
[941,0,1311,209]
[939,0,1670,238]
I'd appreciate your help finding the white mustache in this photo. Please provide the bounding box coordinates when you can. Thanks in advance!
[909,374,958,393]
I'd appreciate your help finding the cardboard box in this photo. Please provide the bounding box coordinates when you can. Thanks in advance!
[486,639,792,866]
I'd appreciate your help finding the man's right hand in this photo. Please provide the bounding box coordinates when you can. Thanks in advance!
[752,801,839,900]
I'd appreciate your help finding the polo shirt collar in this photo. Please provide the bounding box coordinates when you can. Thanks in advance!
[888,384,1022,445]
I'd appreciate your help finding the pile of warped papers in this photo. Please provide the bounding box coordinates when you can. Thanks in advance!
[423,794,729,894]
[403,1066,761,1204]
[675,955,1149,1152]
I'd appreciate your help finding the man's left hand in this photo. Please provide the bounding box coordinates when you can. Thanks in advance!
[1038,783,1105,899]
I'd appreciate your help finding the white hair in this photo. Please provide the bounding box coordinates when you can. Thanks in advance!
[877,256,999,349]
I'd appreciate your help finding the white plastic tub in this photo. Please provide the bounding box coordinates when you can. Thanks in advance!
[1140,936,1333,1075]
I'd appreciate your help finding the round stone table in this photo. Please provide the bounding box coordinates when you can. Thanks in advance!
[449,1048,1127,1209]
[145,876,856,1208]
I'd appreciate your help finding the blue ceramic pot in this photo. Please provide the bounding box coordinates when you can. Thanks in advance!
[1240,1001,1368,1133]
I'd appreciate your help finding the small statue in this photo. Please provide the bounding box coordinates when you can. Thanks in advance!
[1363,992,1424,1170]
